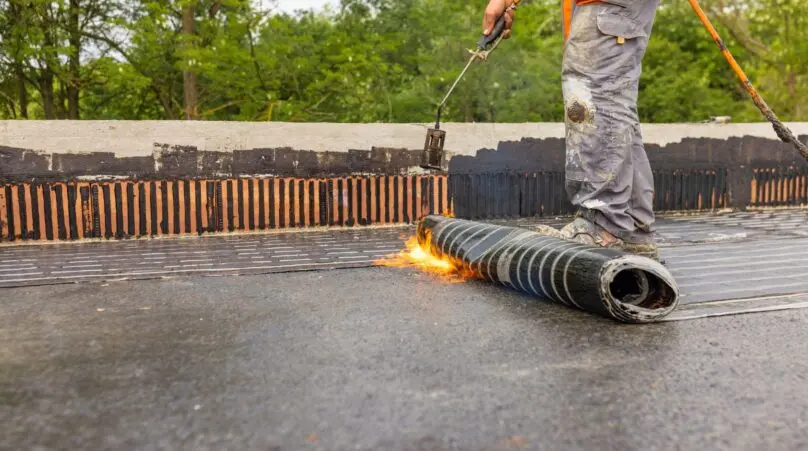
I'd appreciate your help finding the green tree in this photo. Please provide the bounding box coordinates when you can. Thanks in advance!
[0,0,804,123]
[638,1,760,122]
[704,0,807,119]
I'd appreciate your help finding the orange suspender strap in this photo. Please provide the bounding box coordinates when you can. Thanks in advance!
[562,0,574,41]
[564,0,604,41]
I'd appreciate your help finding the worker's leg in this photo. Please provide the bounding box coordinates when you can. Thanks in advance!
[629,120,656,237]
[561,3,656,242]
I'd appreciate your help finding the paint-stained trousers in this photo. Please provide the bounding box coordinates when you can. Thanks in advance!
[562,1,660,241]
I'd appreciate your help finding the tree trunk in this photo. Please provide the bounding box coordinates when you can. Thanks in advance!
[786,70,797,113]
[8,2,29,118]
[40,8,57,120]
[182,3,198,120]
[16,65,28,119]
[58,78,68,118]
[67,0,81,119]
[40,73,55,119]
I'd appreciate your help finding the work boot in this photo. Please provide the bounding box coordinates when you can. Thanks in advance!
[556,217,660,261]
[623,230,661,262]
[532,224,566,239]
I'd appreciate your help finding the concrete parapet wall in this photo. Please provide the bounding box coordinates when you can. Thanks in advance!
[0,175,450,242]
[2,120,807,182]
[3,120,808,156]
[1,121,808,243]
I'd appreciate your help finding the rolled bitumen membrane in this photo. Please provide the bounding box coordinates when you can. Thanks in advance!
[417,215,679,323]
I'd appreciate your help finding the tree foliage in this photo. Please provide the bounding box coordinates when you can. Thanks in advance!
[0,0,804,123]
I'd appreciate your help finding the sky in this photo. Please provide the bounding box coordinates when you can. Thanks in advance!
[271,0,340,14]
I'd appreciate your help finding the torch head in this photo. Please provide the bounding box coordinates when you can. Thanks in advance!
[420,127,447,171]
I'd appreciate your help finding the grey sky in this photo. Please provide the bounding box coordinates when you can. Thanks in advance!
[271,0,340,14]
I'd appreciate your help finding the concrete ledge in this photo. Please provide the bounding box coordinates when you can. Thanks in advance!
[2,121,808,243]
[3,120,808,157]
[3,120,808,183]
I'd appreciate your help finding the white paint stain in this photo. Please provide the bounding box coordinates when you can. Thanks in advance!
[582,199,607,209]
[562,77,596,124]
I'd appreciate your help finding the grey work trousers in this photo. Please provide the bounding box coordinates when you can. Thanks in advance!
[562,1,660,241]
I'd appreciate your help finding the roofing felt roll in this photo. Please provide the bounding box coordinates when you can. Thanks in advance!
[417,215,679,323]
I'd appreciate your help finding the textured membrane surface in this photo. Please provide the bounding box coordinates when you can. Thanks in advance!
[3,210,808,311]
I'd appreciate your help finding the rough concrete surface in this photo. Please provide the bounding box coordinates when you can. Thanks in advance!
[2,267,808,451]
[2,120,807,157]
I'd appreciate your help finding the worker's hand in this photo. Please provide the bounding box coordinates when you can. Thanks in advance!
[483,0,515,39]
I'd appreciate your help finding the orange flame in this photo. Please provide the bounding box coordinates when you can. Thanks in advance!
[376,235,473,283]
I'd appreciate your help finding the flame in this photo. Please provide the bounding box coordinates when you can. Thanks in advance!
[376,235,473,283]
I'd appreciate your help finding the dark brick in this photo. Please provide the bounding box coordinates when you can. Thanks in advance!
[155,144,200,177]
[198,151,232,175]
[0,146,50,179]
[347,149,371,173]
[233,148,275,175]
[53,153,154,177]
[317,152,351,175]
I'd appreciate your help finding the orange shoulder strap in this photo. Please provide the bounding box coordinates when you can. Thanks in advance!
[562,0,574,41]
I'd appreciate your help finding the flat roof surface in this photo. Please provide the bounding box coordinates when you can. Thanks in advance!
[3,210,808,449]
[4,209,808,314]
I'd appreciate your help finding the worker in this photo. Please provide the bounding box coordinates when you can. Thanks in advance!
[482,0,661,261]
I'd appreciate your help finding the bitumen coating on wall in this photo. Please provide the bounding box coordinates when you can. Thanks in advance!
[2,122,808,245]
[0,169,736,243]
[2,125,808,181]
[3,209,808,321]
[2,122,808,246]
[0,176,450,242]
